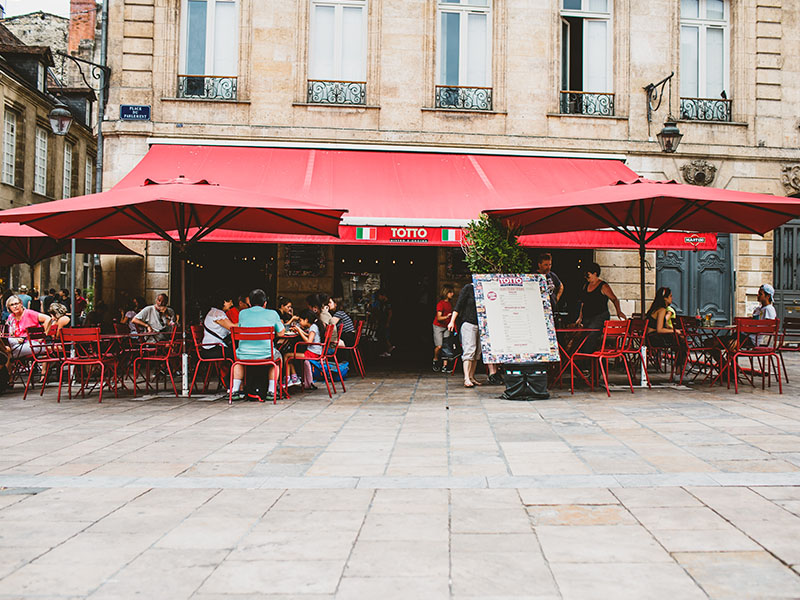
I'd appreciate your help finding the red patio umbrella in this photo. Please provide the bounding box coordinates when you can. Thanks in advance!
[0,222,139,271]
[486,178,800,314]
[0,176,347,396]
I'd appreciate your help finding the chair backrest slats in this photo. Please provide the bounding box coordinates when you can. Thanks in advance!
[230,326,276,362]
[600,320,629,353]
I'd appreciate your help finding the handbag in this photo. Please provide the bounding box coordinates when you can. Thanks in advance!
[203,324,232,350]
[440,330,462,360]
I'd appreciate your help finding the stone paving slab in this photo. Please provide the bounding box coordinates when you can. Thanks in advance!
[1,359,800,598]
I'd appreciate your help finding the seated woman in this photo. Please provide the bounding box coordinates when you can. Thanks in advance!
[5,295,52,358]
[47,302,71,338]
[122,296,145,333]
[201,293,235,360]
[645,286,686,379]
[328,297,355,348]
[277,296,299,326]
[282,309,321,390]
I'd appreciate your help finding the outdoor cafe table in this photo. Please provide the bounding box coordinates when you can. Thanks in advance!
[697,324,737,386]
[555,328,601,392]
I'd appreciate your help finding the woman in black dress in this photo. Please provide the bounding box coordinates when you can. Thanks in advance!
[576,263,626,352]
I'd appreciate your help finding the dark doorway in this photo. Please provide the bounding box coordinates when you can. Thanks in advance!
[523,248,593,325]
[175,243,278,324]
[335,245,438,364]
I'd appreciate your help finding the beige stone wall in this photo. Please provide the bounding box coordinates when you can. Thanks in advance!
[101,0,800,313]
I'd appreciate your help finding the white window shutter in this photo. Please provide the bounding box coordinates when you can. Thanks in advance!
[341,6,365,80]
[466,13,488,86]
[583,19,608,92]
[680,25,699,97]
[310,5,335,79]
[213,1,237,75]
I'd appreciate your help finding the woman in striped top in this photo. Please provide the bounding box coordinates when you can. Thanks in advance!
[329,297,356,347]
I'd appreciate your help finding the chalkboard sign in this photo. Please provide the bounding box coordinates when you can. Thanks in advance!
[285,245,326,277]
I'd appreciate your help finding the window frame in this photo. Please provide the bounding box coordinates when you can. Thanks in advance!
[435,0,493,89]
[679,0,730,100]
[308,0,368,83]
[559,0,613,94]
[85,155,95,195]
[63,142,74,199]
[2,109,17,186]
[178,0,239,77]
[34,127,48,196]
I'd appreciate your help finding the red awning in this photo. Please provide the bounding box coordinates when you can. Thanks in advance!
[170,226,717,250]
[107,145,715,249]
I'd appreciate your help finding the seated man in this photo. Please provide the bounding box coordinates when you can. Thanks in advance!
[131,293,177,341]
[230,288,285,401]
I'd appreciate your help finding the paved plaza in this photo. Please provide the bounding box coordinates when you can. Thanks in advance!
[1,360,800,599]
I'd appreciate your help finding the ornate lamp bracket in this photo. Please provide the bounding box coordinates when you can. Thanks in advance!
[644,72,675,134]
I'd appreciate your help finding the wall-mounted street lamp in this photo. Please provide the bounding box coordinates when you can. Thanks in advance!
[644,72,683,154]
[48,98,73,136]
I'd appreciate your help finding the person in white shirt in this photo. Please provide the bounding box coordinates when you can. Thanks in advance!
[752,284,777,321]
[201,293,235,359]
[749,283,777,347]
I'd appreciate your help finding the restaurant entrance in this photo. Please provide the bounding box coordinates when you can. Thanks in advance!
[334,245,439,361]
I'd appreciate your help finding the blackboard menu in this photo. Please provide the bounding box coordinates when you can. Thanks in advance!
[285,245,326,277]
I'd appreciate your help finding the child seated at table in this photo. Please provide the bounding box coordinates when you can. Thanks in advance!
[282,309,322,390]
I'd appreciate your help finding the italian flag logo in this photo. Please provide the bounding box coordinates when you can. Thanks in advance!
[356,227,377,240]
[441,229,461,242]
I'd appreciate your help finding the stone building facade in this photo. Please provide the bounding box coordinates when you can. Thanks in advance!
[100,0,800,317]
[0,23,98,296]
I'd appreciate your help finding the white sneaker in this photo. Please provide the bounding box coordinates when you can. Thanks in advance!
[378,351,391,358]
[289,375,301,388]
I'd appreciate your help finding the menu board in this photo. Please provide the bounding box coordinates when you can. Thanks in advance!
[285,245,326,277]
[473,273,559,364]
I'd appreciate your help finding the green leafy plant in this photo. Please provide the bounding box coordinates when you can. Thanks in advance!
[461,214,532,274]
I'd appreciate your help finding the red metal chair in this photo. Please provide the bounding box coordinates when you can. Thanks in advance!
[777,316,800,383]
[731,318,782,394]
[572,319,633,397]
[621,318,651,388]
[337,320,365,378]
[189,324,232,396]
[229,326,282,404]
[292,324,343,398]
[58,327,118,403]
[23,326,63,399]
[133,325,179,397]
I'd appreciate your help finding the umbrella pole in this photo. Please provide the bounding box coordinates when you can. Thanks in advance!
[70,239,77,327]
[638,241,648,387]
[181,255,189,397]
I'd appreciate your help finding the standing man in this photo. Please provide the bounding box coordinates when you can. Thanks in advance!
[537,253,564,311]
[131,293,177,341]
[74,288,88,318]
[41,288,56,313]
[16,285,31,309]
[448,283,502,387]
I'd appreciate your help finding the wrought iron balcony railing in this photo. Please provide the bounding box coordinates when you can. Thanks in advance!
[680,97,732,122]
[306,80,366,105]
[559,91,615,116]
[435,85,493,111]
[177,75,238,100]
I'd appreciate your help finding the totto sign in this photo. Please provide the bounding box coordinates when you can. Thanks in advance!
[390,227,428,239]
